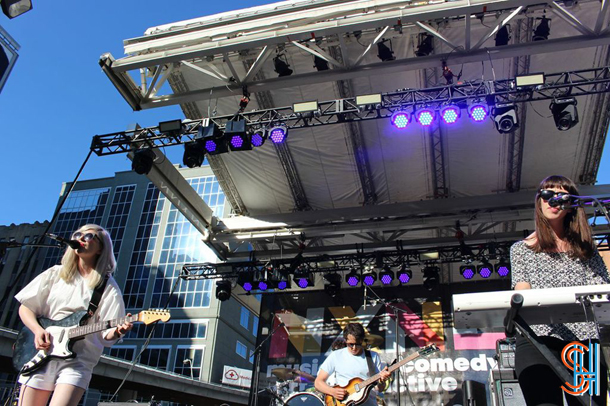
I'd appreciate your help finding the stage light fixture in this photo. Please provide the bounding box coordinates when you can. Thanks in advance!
[477,262,493,278]
[397,265,412,284]
[345,268,360,287]
[274,55,293,77]
[362,270,377,286]
[460,265,476,280]
[356,94,382,106]
[495,25,510,46]
[1,0,32,18]
[293,101,319,114]
[492,104,518,133]
[314,56,329,71]
[416,109,435,126]
[515,73,545,88]
[251,129,267,147]
[391,111,410,129]
[550,98,579,131]
[293,265,313,289]
[183,139,206,168]
[237,272,254,293]
[495,260,511,277]
[377,41,395,62]
[440,106,460,124]
[415,34,434,57]
[468,104,489,122]
[533,16,551,41]
[324,273,342,297]
[269,125,288,144]
[379,266,394,285]
[423,266,440,290]
[200,123,228,155]
[215,280,232,302]
[254,270,270,291]
[159,119,183,135]
[225,120,252,151]
[131,149,156,175]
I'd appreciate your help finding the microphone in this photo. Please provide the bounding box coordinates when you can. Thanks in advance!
[547,194,576,209]
[279,322,290,336]
[46,233,81,250]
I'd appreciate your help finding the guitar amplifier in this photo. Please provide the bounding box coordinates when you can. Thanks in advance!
[493,380,525,406]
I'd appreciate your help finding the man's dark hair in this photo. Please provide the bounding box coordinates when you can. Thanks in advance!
[343,322,365,341]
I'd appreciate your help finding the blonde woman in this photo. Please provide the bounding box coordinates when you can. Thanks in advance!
[15,224,132,406]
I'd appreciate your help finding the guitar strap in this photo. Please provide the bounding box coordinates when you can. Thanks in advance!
[79,275,109,326]
[364,350,376,378]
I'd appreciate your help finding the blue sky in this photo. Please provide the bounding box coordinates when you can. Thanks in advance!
[0,1,608,225]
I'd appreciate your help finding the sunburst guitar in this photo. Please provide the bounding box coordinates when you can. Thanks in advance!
[324,343,439,406]
[12,309,170,375]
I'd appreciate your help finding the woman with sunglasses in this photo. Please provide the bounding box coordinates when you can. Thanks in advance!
[14,224,132,406]
[511,175,609,406]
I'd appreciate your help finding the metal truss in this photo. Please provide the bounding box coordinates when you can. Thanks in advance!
[92,65,610,156]
[100,0,610,110]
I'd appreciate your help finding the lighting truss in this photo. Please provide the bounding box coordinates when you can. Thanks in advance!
[92,66,610,156]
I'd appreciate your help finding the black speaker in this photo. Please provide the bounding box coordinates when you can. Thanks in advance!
[463,380,487,406]
[495,380,525,406]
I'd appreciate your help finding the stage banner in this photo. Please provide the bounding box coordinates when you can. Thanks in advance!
[254,284,506,406]
[222,365,252,388]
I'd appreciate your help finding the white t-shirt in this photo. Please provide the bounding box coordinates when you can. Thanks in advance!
[15,265,125,371]
[319,347,383,406]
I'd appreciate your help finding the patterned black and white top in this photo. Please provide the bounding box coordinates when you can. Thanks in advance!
[510,240,610,341]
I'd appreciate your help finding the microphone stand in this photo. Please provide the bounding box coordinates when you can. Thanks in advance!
[0,241,62,264]
[250,322,288,406]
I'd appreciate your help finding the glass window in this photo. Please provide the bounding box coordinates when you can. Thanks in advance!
[240,307,249,329]
[252,315,259,336]
[236,341,247,359]
[174,347,204,380]
[140,347,171,370]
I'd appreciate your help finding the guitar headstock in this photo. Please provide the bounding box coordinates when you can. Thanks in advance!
[137,309,171,324]
[419,343,440,357]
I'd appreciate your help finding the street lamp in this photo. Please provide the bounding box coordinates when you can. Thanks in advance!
[183,358,194,380]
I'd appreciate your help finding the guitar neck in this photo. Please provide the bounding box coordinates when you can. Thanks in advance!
[68,314,136,339]
[359,349,427,388]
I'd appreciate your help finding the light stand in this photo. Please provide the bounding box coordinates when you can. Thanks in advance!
[250,322,288,406]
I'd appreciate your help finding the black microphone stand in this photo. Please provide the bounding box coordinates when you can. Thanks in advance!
[250,322,288,406]
[0,240,62,263]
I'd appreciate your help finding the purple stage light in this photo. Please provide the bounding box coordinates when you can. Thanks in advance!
[205,140,217,153]
[461,267,475,280]
[346,275,359,286]
[391,112,410,129]
[398,272,411,284]
[252,132,264,147]
[469,105,488,122]
[230,135,244,149]
[277,280,287,290]
[441,106,460,124]
[258,281,268,291]
[363,275,375,286]
[478,266,492,278]
[497,266,510,277]
[380,274,393,285]
[269,127,287,143]
[297,278,309,289]
[416,109,434,126]
[242,282,253,292]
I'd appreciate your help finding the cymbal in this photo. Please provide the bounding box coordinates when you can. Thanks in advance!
[271,367,297,381]
[364,334,384,348]
[293,369,315,383]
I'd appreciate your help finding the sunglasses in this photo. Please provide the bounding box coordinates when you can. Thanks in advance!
[71,232,100,243]
[538,189,570,201]
[346,342,362,348]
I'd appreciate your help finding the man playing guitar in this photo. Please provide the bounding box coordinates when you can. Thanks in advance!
[315,323,391,406]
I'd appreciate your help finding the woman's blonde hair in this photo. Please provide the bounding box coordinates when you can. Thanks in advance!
[59,224,116,288]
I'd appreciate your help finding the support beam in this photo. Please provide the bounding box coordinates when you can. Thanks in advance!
[471,7,523,50]
[548,1,596,37]
[415,21,461,51]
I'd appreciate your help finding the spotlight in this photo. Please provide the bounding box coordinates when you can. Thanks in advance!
[159,119,183,136]
[460,265,476,280]
[313,56,329,71]
[415,34,434,57]
[377,41,395,62]
[254,270,269,291]
[440,106,460,124]
[362,270,377,286]
[533,16,551,41]
[477,262,493,279]
[293,265,313,289]
[468,104,489,122]
[397,265,412,284]
[268,124,288,144]
[492,104,518,133]
[1,0,32,19]
[215,280,232,301]
[183,139,206,168]
[324,273,342,297]
[200,123,228,155]
[416,109,435,126]
[391,111,410,129]
[274,55,293,77]
[269,267,291,290]
[379,266,394,285]
[550,98,579,131]
[251,129,267,147]
[345,268,360,287]
[225,120,252,151]
[495,261,511,277]
[495,25,510,46]
[237,272,254,294]
[423,266,440,290]
[131,149,155,175]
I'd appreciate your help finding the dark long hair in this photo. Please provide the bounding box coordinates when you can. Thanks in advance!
[532,175,594,260]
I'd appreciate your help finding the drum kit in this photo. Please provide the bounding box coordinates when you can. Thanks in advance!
[267,367,322,405]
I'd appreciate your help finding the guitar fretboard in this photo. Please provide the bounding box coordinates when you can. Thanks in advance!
[359,345,437,388]
[68,314,136,339]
